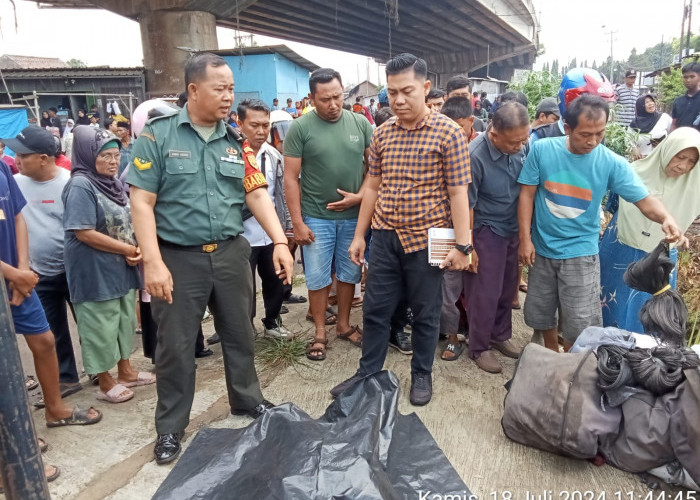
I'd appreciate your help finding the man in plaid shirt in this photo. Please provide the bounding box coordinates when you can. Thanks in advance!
[330,53,473,406]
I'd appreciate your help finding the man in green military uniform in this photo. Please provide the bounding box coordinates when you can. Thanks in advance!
[127,53,294,465]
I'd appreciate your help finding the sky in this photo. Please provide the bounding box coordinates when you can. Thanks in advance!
[0,0,692,84]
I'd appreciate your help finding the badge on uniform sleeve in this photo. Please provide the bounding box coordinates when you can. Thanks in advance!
[134,157,152,171]
[241,140,267,193]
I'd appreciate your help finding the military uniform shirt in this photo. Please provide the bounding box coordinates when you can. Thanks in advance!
[126,106,267,246]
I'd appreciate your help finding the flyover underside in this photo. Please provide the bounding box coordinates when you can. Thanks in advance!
[32,0,538,86]
[218,0,536,71]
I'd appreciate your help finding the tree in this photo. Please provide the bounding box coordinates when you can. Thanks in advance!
[507,70,560,119]
[66,58,87,68]
[570,57,577,69]
[658,67,685,112]
[551,59,559,77]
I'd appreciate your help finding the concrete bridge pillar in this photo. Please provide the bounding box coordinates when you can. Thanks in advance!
[139,10,218,97]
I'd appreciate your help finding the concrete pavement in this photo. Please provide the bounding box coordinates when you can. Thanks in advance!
[10,282,683,499]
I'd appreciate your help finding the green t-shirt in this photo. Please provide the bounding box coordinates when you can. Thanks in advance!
[284,109,372,220]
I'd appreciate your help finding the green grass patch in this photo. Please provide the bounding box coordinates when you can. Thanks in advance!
[255,336,308,371]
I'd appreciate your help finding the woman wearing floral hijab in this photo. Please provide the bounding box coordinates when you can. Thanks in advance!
[62,126,155,403]
[600,127,700,332]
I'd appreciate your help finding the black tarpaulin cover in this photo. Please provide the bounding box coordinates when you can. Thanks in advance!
[152,370,470,500]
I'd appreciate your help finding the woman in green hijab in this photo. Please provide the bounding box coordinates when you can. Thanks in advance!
[600,127,700,332]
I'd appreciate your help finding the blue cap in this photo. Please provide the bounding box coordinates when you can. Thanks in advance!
[378,88,389,106]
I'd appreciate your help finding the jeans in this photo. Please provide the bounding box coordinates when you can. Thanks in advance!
[35,272,79,383]
[358,230,444,376]
[302,215,361,290]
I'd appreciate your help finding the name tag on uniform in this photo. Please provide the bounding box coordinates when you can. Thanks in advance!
[221,156,244,164]
[168,150,191,159]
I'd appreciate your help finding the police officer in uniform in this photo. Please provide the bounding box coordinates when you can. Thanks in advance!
[127,53,294,465]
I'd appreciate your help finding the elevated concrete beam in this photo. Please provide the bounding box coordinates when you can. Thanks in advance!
[139,10,218,97]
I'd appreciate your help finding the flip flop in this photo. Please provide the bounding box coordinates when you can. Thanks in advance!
[337,326,362,347]
[60,382,83,398]
[96,384,134,404]
[38,437,48,453]
[441,342,464,361]
[117,372,156,388]
[519,283,528,293]
[25,375,39,391]
[305,307,337,325]
[46,406,103,427]
[351,297,363,308]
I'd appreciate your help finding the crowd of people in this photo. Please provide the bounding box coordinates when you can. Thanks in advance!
[1,51,699,483]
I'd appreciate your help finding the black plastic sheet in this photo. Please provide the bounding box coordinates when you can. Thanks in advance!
[153,371,470,500]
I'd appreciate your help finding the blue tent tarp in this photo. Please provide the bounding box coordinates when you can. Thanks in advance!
[0,108,30,157]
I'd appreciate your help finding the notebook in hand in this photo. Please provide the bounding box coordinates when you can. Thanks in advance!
[429,227,472,267]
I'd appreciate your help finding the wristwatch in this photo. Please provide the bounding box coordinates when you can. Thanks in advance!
[454,243,474,256]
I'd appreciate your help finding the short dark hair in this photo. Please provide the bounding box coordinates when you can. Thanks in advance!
[481,91,487,98]
[287,98,292,103]
[309,68,343,95]
[445,75,471,95]
[441,96,473,121]
[500,91,528,108]
[385,53,428,80]
[370,98,375,103]
[177,91,188,108]
[185,52,228,90]
[374,107,394,127]
[426,88,446,100]
[492,102,530,131]
[104,117,115,128]
[273,98,279,102]
[355,96,361,102]
[564,94,610,129]
[116,120,131,130]
[237,99,270,122]
[49,107,58,113]
[681,61,700,75]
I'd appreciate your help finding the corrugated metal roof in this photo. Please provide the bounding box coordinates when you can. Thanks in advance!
[210,45,320,72]
[0,54,68,69]
[1,67,145,78]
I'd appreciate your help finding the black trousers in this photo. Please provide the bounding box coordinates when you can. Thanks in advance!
[141,299,205,364]
[249,243,285,330]
[35,272,79,384]
[152,236,263,434]
[359,230,444,376]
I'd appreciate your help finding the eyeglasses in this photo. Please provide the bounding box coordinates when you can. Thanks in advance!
[97,152,121,162]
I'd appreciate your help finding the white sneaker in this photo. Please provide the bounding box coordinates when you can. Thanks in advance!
[264,323,293,341]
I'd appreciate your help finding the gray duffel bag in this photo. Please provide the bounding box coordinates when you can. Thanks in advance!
[502,343,621,459]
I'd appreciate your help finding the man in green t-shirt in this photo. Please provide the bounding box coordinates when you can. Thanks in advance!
[284,68,373,361]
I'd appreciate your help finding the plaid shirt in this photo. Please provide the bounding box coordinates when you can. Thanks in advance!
[368,110,471,253]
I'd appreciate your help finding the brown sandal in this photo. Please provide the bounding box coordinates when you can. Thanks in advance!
[306,337,328,361]
[337,326,362,347]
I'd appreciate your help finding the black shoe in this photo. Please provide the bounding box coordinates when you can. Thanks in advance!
[409,372,432,406]
[280,305,289,315]
[195,348,214,358]
[207,332,220,345]
[389,330,413,355]
[284,293,307,304]
[231,399,275,419]
[330,373,364,398]
[154,432,183,465]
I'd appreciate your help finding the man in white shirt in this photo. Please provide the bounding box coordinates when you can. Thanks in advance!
[237,99,294,339]
[11,126,82,397]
